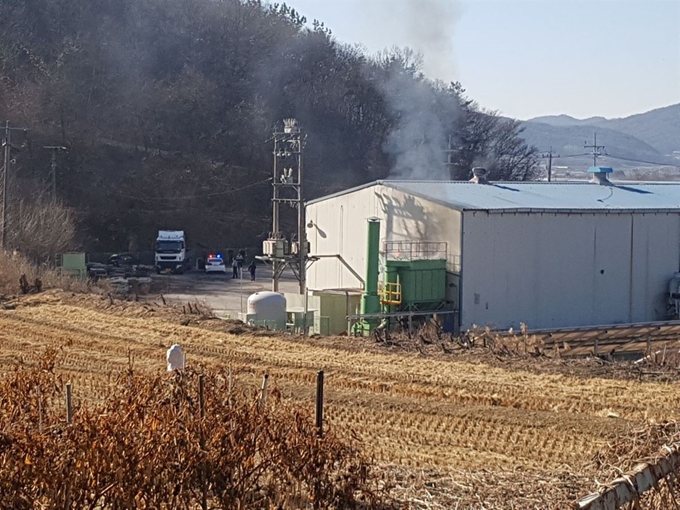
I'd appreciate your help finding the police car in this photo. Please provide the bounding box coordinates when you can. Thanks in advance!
[204,254,227,274]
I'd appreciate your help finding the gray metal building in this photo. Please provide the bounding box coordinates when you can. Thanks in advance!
[305,169,680,331]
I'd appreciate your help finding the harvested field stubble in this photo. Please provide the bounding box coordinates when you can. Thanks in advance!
[0,352,382,509]
[2,292,680,507]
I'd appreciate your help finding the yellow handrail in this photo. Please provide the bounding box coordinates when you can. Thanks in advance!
[379,282,402,305]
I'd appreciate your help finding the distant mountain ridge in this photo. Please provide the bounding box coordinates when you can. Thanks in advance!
[520,104,679,168]
[529,114,608,127]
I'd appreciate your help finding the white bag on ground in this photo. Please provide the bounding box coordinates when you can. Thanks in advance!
[166,344,185,371]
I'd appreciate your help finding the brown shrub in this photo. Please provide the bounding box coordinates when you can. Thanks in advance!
[0,352,383,509]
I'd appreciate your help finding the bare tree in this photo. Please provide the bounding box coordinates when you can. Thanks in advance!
[6,197,76,261]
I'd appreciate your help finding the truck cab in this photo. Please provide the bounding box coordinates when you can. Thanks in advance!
[155,230,188,274]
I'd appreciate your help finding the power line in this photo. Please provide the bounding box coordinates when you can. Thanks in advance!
[558,153,591,159]
[602,153,679,168]
[64,177,272,201]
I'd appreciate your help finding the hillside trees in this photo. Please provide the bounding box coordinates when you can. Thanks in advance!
[0,0,538,253]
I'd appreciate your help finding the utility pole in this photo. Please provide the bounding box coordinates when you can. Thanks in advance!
[272,134,280,292]
[1,122,9,251]
[444,134,462,180]
[1,121,28,251]
[297,131,305,296]
[267,119,307,294]
[584,133,605,167]
[43,146,68,202]
[540,147,559,182]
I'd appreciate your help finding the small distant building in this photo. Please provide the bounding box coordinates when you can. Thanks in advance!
[306,168,680,331]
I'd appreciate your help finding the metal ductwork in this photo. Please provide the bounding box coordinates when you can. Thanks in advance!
[469,167,489,184]
[588,166,613,186]
[361,218,381,317]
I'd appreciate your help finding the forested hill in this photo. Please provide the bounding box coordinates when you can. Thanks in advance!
[0,0,536,254]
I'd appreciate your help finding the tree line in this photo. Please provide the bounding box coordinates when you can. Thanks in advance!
[0,0,538,256]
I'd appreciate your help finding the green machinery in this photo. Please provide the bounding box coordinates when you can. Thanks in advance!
[353,219,452,336]
[382,258,447,308]
[58,252,87,278]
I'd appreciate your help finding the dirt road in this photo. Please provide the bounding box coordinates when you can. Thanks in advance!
[155,265,299,317]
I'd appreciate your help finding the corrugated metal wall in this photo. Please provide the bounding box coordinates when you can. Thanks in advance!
[306,185,462,291]
[308,185,680,331]
[461,211,680,330]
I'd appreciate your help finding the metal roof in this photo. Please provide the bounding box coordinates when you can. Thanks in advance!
[306,180,680,213]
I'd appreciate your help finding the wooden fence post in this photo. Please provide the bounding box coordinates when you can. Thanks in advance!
[316,371,325,437]
[198,375,207,510]
[198,375,205,418]
[259,373,269,408]
[38,386,43,434]
[65,382,72,424]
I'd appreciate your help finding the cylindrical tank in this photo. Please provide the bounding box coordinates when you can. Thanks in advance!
[247,291,287,328]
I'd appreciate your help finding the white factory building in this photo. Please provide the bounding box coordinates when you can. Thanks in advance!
[306,169,680,331]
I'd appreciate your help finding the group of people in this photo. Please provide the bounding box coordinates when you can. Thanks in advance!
[231,252,257,281]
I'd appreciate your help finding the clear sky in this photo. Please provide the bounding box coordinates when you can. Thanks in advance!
[280,0,680,120]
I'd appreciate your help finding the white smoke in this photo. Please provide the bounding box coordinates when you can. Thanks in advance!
[380,69,453,180]
[358,0,462,82]
[366,0,462,180]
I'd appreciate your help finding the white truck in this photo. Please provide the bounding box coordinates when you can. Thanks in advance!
[155,230,189,274]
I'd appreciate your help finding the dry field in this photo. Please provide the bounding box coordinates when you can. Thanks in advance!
[2,291,680,508]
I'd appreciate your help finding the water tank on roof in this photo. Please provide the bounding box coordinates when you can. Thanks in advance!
[247,292,287,329]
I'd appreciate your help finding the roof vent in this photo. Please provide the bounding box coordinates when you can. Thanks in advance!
[470,167,489,184]
[588,166,613,186]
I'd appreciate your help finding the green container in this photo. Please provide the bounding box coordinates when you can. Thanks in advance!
[60,252,87,277]
[385,259,446,306]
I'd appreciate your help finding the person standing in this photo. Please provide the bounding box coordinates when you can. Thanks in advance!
[232,258,239,278]
[248,260,257,281]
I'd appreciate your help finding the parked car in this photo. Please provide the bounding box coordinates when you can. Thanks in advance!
[108,253,137,267]
[205,255,227,274]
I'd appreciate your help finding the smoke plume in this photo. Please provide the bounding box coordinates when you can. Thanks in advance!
[366,0,462,180]
[380,69,455,180]
[359,0,461,82]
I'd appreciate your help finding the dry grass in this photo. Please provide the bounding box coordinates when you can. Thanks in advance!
[2,293,680,507]
[0,250,91,295]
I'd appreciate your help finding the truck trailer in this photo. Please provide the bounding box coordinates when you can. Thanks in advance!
[155,230,189,274]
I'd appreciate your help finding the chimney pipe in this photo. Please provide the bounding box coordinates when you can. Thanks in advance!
[470,167,489,184]
[362,218,381,316]
[588,166,613,186]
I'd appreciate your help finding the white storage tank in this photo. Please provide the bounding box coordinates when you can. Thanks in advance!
[247,291,287,329]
